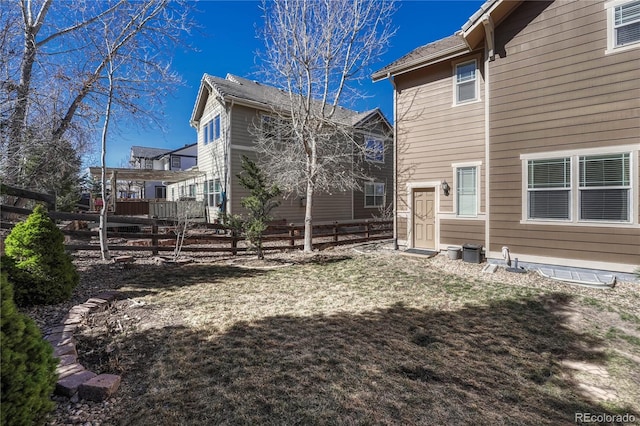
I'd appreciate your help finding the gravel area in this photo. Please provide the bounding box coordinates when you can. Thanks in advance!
[15,243,639,425]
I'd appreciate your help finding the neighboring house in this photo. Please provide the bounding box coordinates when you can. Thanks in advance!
[167,73,393,223]
[373,0,640,272]
[129,143,198,199]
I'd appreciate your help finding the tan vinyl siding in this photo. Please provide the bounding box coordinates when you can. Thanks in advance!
[394,55,486,246]
[489,0,640,266]
[440,219,485,247]
[229,140,352,224]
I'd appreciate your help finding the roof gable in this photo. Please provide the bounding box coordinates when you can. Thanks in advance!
[191,73,391,130]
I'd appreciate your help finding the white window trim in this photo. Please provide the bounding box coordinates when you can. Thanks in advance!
[605,0,640,54]
[364,182,385,208]
[520,145,638,227]
[452,161,482,217]
[452,58,480,106]
[202,111,223,145]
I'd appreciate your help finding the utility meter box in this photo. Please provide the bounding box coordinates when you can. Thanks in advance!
[462,244,483,263]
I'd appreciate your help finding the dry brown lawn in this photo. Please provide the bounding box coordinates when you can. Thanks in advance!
[74,248,640,425]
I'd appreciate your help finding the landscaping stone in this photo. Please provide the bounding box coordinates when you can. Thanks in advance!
[57,362,86,379]
[57,354,77,367]
[53,342,78,358]
[56,370,97,397]
[78,374,121,402]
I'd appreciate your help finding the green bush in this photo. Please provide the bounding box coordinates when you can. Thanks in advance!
[2,204,79,306]
[1,272,58,426]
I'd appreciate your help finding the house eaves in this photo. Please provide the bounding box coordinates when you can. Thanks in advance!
[372,0,523,81]
[372,35,469,81]
[459,0,522,50]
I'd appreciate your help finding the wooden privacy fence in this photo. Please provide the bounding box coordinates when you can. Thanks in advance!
[1,204,392,256]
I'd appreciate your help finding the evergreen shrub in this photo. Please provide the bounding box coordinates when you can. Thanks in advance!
[1,273,58,426]
[2,204,79,306]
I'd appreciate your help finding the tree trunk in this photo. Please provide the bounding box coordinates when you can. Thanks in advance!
[303,179,314,252]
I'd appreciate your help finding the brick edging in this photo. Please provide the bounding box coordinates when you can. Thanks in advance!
[43,291,122,401]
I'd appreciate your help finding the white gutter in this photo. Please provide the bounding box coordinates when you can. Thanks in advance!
[389,72,399,250]
[483,14,493,258]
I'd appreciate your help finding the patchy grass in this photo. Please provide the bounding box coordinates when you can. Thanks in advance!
[74,251,640,425]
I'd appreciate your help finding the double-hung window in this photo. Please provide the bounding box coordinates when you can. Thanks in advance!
[527,158,571,220]
[607,0,640,51]
[171,156,181,169]
[456,166,478,216]
[204,179,222,208]
[364,138,384,163]
[579,154,630,221]
[203,114,221,144]
[455,60,477,104]
[364,182,385,207]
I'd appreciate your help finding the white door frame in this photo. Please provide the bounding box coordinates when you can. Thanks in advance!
[406,181,441,249]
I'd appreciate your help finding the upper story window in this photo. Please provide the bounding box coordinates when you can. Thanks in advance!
[606,0,640,52]
[144,159,153,169]
[455,60,477,104]
[204,114,221,144]
[364,138,384,163]
[171,156,181,169]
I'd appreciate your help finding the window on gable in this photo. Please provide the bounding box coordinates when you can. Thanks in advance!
[579,154,630,221]
[455,60,477,104]
[456,166,478,216]
[364,182,385,207]
[364,138,384,163]
[171,156,181,169]
[527,158,571,220]
[145,159,153,169]
[614,1,640,47]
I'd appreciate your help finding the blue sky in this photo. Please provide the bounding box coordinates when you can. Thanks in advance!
[101,0,485,166]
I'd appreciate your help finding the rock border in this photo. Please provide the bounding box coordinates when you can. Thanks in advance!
[43,291,122,401]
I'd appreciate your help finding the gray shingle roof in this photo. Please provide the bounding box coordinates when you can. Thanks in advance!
[372,34,467,80]
[203,74,383,127]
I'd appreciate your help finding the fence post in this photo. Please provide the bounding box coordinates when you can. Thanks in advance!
[366,222,370,239]
[231,231,238,255]
[151,221,158,255]
[333,221,338,243]
[289,224,295,247]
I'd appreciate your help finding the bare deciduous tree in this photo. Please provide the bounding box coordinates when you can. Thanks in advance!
[1,1,193,206]
[255,0,395,252]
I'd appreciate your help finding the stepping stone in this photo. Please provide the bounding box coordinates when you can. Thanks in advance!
[78,374,121,402]
[56,370,97,397]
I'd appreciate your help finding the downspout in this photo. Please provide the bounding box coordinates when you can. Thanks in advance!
[481,14,494,256]
[389,72,399,250]
[226,99,234,217]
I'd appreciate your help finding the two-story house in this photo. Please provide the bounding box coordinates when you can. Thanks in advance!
[129,143,197,199]
[373,0,639,273]
[168,73,393,224]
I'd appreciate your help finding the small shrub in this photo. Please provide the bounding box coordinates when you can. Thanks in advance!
[3,204,79,306]
[1,272,58,426]
[237,156,281,259]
